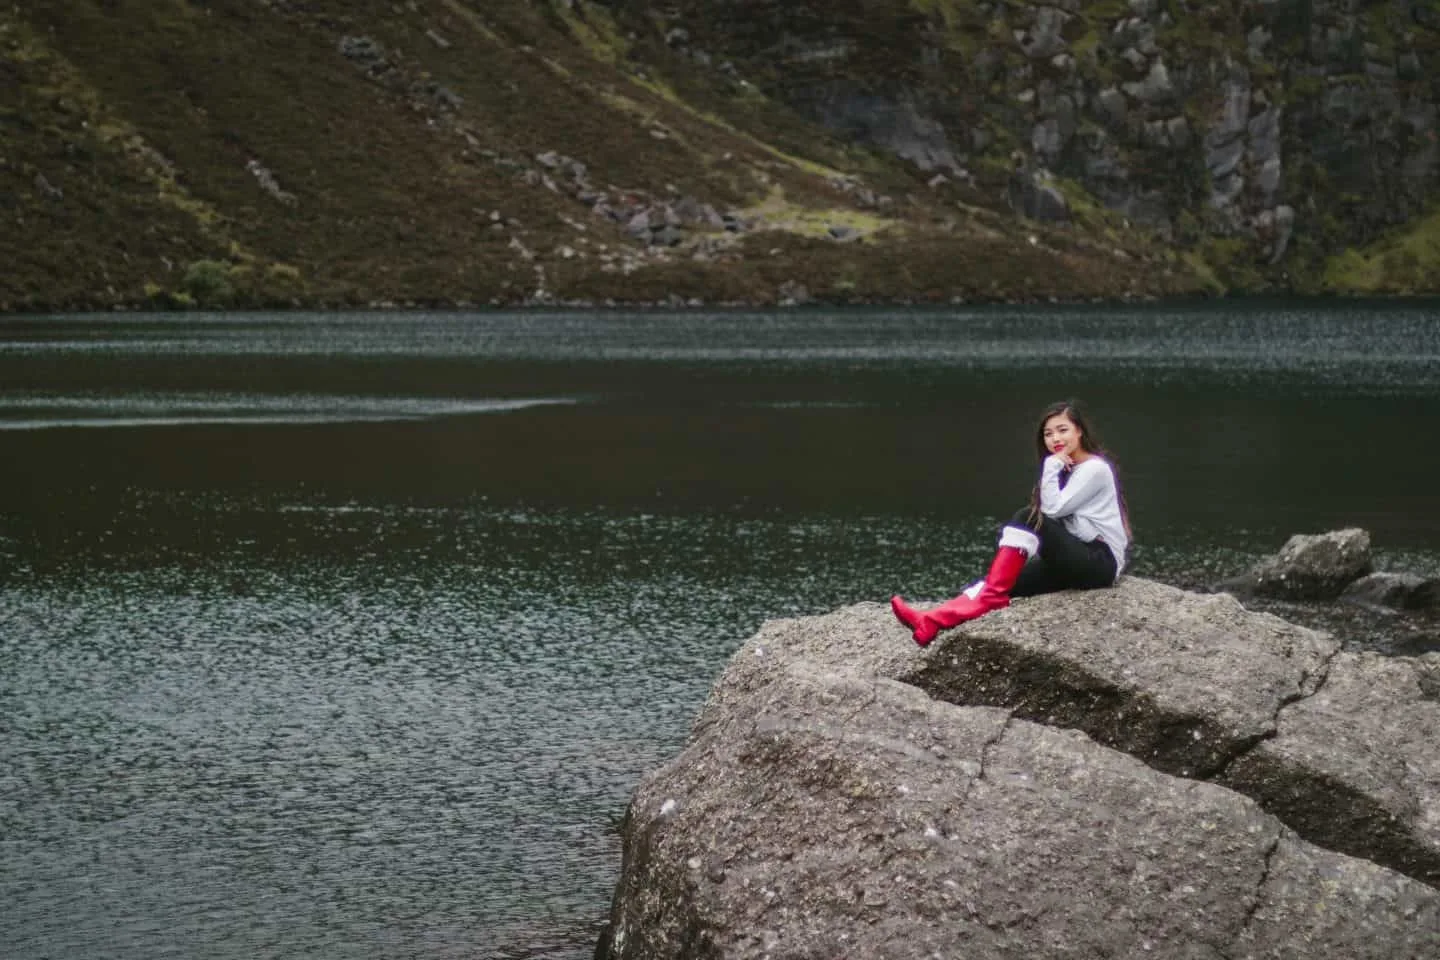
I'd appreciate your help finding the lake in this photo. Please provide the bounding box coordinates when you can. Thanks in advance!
[2,302,1438,959]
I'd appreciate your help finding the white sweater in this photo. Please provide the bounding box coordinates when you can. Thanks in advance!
[1039,454,1129,577]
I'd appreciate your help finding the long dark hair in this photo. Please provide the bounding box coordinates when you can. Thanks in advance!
[1026,400,1133,540]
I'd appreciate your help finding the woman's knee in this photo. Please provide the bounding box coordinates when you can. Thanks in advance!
[1035,515,1072,541]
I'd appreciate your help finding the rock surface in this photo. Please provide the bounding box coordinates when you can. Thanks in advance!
[1343,572,1440,614]
[1343,571,1429,609]
[707,581,1332,774]
[1223,649,1440,886]
[1224,527,1374,600]
[600,578,1440,958]
[600,658,1440,958]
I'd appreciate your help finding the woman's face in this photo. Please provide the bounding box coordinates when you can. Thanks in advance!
[1042,413,1085,460]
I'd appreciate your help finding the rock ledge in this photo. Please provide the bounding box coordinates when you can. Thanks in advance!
[599,577,1440,959]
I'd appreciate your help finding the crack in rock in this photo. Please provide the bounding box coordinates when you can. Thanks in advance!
[1205,643,1344,783]
[1236,825,1283,945]
[976,710,1015,785]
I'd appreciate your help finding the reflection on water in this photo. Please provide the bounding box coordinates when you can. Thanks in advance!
[0,395,576,430]
[2,303,1439,959]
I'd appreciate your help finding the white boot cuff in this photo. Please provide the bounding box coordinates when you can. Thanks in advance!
[998,525,1040,556]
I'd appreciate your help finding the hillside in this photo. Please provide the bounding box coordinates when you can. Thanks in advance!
[3,0,1438,311]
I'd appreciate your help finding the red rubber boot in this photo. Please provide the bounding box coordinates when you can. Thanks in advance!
[889,595,928,631]
[906,526,1039,647]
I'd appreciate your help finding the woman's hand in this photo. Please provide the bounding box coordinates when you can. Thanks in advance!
[1046,452,1075,472]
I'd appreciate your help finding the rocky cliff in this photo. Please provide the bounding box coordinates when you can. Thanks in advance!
[5,1,1440,310]
[598,579,1440,957]
[610,0,1440,294]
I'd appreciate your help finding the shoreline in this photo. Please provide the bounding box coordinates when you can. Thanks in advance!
[12,289,1440,317]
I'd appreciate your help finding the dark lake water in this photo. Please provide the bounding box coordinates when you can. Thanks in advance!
[2,303,1439,959]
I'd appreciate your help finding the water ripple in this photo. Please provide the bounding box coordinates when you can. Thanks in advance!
[0,394,576,430]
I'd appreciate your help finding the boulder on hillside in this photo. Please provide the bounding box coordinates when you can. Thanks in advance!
[1008,169,1070,222]
[598,651,1440,959]
[1122,57,1176,104]
[1015,7,1072,60]
[1221,527,1373,600]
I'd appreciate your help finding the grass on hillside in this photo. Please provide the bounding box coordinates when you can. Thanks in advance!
[0,0,1207,311]
[1322,207,1440,294]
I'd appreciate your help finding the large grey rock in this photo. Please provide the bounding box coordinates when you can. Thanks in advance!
[1256,155,1283,199]
[1016,7,1072,60]
[1209,174,1245,216]
[1255,204,1293,262]
[1417,579,1440,612]
[698,578,1440,888]
[1248,105,1282,166]
[1031,117,1068,159]
[599,659,1440,959]
[1403,101,1440,182]
[1007,170,1070,222]
[1247,25,1271,57]
[1210,69,1251,145]
[1399,51,1423,82]
[1247,528,1374,600]
[1133,21,1159,56]
[1042,91,1077,135]
[1207,136,1246,179]
[338,35,385,65]
[1343,571,1429,610]
[1109,187,1172,230]
[1122,58,1175,104]
[1165,114,1191,148]
[809,89,962,173]
[1398,633,1440,657]
[1096,86,1128,127]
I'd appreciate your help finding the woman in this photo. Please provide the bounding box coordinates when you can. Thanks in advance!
[891,400,1130,647]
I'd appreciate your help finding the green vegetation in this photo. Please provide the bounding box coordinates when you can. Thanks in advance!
[1181,252,1228,296]
[551,0,630,65]
[1051,177,1112,229]
[181,260,236,307]
[910,0,990,58]
[909,0,975,30]
[1321,208,1440,293]
[1195,236,1268,294]
[736,187,902,241]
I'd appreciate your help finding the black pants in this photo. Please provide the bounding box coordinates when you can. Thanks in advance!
[1005,507,1117,599]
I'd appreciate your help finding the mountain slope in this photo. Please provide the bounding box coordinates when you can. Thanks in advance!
[20,0,1440,309]
[1,0,1209,310]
